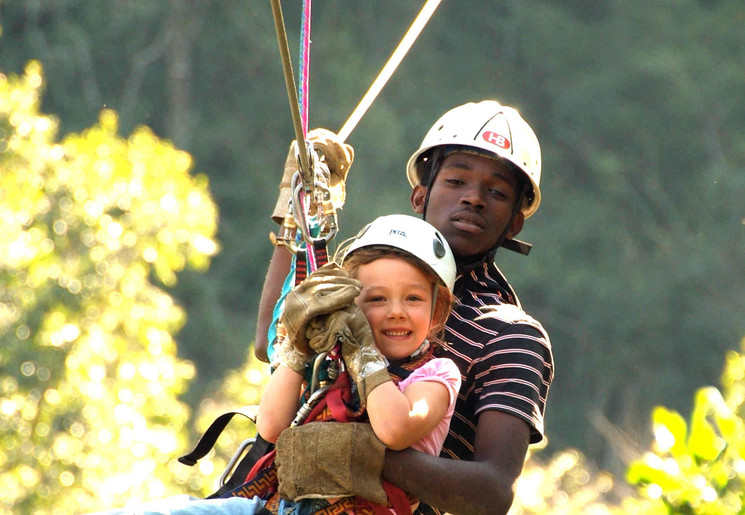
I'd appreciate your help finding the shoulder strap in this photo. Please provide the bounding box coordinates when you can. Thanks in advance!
[178,407,259,466]
[177,407,277,499]
[387,346,435,384]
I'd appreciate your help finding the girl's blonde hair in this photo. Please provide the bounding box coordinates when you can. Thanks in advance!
[342,247,454,342]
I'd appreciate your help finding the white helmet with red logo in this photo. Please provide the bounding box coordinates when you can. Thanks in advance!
[342,214,456,292]
[406,100,542,218]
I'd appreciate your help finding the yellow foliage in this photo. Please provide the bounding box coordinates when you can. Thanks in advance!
[181,353,271,496]
[0,62,219,514]
[4,59,745,515]
[510,449,622,515]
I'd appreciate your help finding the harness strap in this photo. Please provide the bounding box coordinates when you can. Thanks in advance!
[207,436,275,499]
[294,238,328,288]
[294,248,308,286]
[312,238,329,269]
[308,481,413,515]
[223,449,279,501]
[177,407,277,499]
[382,482,414,515]
[178,407,260,466]
[301,369,366,425]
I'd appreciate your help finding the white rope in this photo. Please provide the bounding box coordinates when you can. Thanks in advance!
[337,0,442,142]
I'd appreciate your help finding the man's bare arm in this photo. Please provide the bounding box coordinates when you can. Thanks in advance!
[254,244,293,362]
[382,410,530,515]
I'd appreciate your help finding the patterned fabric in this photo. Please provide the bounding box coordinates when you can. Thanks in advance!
[415,261,554,515]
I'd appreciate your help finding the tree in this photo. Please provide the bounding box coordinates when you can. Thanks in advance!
[622,337,745,514]
[507,335,745,514]
[0,62,219,514]
[3,0,745,476]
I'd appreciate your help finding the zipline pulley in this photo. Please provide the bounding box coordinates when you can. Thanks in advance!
[274,142,339,253]
[270,0,442,254]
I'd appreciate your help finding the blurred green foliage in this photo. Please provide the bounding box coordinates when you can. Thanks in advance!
[2,2,743,470]
[2,1,745,513]
[0,62,219,513]
[3,54,745,515]
[508,338,745,514]
[620,342,745,514]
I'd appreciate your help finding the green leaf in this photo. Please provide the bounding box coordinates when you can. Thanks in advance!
[689,387,728,462]
[652,406,688,457]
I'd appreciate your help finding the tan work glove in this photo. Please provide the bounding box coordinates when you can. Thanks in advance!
[273,335,313,375]
[336,304,391,408]
[271,128,355,225]
[295,285,391,408]
[304,304,366,356]
[280,263,361,355]
[275,421,387,505]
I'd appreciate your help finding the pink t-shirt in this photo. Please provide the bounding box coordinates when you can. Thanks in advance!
[338,357,462,515]
[397,357,462,457]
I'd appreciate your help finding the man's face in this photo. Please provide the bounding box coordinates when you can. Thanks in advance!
[410,152,524,258]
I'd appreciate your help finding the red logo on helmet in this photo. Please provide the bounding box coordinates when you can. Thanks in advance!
[482,131,511,150]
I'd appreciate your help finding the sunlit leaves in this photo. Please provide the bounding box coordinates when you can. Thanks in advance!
[511,449,618,515]
[510,338,745,514]
[182,356,271,494]
[625,385,745,514]
[721,338,745,417]
[0,62,218,514]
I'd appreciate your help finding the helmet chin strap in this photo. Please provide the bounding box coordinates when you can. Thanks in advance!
[420,148,443,222]
[388,340,431,367]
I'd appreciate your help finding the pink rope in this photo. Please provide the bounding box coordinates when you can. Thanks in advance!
[296,0,321,273]
[298,0,312,136]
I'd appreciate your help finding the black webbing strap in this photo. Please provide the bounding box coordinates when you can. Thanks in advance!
[177,407,275,498]
[294,248,308,286]
[501,237,532,255]
[312,239,329,267]
[294,238,328,288]
[178,407,258,466]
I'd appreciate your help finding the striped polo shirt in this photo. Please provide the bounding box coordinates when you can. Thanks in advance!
[416,261,554,515]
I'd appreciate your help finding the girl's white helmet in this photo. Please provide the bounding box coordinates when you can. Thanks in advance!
[406,100,542,218]
[341,214,456,292]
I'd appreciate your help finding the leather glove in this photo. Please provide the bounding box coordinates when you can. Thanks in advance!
[275,421,387,505]
[280,263,361,355]
[337,304,391,408]
[273,335,313,375]
[305,304,366,356]
[271,128,355,225]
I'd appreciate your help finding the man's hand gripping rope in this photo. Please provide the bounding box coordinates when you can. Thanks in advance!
[271,129,354,250]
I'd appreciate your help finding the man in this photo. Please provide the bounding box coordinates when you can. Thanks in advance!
[256,100,554,515]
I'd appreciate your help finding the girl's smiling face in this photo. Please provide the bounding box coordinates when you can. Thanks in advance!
[353,257,434,361]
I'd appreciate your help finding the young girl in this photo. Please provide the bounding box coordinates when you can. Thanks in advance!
[257,214,461,514]
[92,215,459,515]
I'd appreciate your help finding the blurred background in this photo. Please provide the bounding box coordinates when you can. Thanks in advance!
[2,1,744,513]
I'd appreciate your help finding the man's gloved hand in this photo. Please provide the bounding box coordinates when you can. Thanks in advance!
[271,128,355,225]
[275,421,387,505]
[280,263,361,355]
[337,304,391,408]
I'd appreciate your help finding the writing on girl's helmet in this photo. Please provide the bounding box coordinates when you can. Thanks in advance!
[406,100,542,218]
[342,214,456,292]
